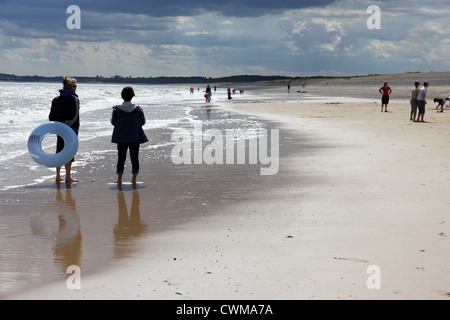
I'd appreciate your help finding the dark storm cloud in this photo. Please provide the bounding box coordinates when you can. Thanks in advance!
[85,0,339,17]
[1,0,338,20]
[0,0,338,41]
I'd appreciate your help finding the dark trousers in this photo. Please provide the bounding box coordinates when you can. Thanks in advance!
[117,143,140,175]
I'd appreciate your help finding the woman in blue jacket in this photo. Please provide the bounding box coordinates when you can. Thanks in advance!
[111,87,148,185]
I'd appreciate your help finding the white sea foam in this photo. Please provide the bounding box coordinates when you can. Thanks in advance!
[0,82,263,190]
[0,83,205,162]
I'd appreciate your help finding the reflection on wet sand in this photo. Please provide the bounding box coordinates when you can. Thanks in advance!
[113,184,147,258]
[30,182,82,273]
[205,105,211,121]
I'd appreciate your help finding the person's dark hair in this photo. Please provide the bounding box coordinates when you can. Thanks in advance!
[414,81,420,87]
[424,81,429,87]
[121,86,135,102]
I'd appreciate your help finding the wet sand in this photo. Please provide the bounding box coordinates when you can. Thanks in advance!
[1,104,306,299]
[3,72,450,300]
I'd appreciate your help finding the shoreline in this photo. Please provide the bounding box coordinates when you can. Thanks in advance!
[1,103,307,299]
[3,75,450,300]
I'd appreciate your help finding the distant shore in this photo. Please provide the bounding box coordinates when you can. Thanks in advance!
[2,71,449,89]
[0,73,297,85]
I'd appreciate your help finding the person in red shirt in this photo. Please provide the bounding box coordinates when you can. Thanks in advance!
[379,81,392,112]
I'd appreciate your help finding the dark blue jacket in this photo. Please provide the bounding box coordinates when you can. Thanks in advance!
[111,105,148,144]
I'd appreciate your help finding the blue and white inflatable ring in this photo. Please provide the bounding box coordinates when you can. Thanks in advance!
[28,122,79,168]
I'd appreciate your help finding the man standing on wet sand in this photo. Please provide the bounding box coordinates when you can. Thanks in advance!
[49,76,80,183]
[410,81,420,121]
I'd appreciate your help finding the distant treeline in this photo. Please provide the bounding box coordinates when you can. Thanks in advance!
[0,73,310,84]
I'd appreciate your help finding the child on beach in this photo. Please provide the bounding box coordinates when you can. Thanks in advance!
[111,87,148,186]
[433,97,450,112]
[379,81,392,112]
[434,98,446,113]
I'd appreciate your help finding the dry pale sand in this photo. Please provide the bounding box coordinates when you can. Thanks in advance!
[4,73,450,300]
[216,99,450,300]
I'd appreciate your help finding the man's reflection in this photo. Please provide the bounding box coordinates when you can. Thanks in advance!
[53,182,82,270]
[30,182,82,272]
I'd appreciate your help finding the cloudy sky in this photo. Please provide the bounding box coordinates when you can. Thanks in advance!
[0,0,449,78]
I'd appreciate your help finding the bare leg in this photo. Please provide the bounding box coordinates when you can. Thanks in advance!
[115,173,123,185]
[131,174,138,185]
[56,167,63,182]
[65,162,80,183]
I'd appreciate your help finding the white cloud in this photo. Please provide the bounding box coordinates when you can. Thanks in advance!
[184,31,210,36]
[363,39,399,59]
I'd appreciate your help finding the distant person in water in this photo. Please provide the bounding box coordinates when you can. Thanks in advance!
[49,76,80,183]
[379,81,392,112]
[111,87,148,186]
[205,85,212,102]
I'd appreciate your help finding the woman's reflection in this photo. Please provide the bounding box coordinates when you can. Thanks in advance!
[113,186,147,257]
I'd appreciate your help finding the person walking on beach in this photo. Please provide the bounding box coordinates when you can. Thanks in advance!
[416,81,429,123]
[410,81,420,121]
[111,87,148,186]
[379,81,392,112]
[227,86,232,101]
[49,76,80,183]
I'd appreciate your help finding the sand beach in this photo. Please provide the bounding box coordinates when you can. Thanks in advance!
[2,72,450,300]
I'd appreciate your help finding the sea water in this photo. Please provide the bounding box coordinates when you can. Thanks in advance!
[0,81,275,295]
[0,82,267,191]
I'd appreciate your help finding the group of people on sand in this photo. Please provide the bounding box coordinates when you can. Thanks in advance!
[409,81,450,122]
[49,77,148,185]
[379,80,449,123]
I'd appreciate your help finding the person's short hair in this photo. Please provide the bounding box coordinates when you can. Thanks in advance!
[424,81,429,87]
[414,81,420,87]
[63,76,77,89]
[121,86,135,101]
